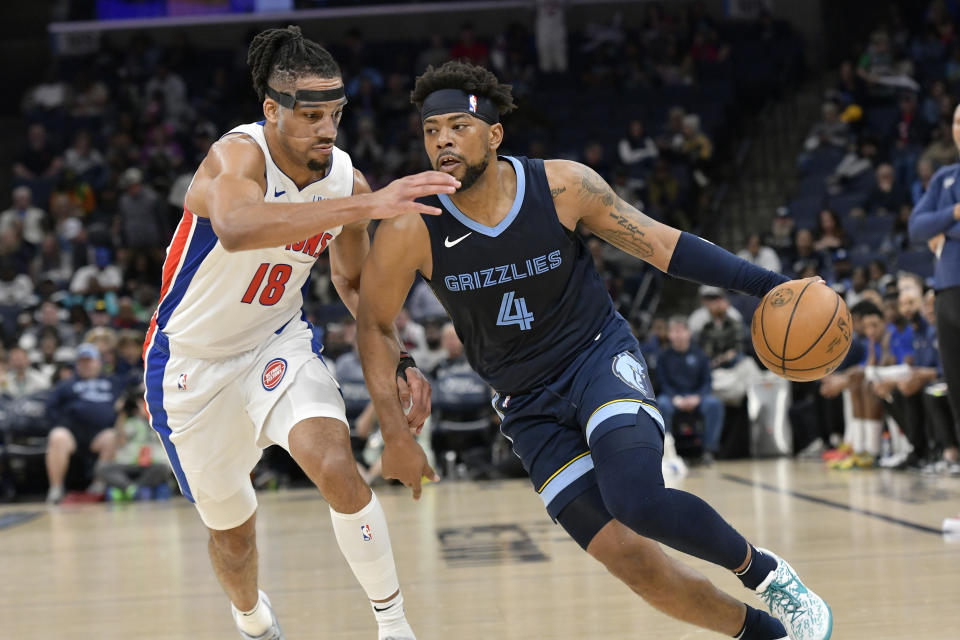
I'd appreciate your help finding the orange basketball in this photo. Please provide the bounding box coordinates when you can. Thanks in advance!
[750,277,853,382]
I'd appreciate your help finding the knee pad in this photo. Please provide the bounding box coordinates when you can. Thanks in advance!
[591,431,667,534]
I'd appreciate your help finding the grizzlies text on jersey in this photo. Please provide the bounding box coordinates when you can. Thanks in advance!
[420,156,628,394]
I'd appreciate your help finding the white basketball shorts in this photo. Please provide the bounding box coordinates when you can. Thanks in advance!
[144,318,347,530]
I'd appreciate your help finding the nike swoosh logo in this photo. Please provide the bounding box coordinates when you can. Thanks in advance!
[373,603,396,613]
[444,232,471,248]
[274,188,286,197]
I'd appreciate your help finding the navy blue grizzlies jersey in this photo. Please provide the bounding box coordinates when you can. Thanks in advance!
[420,155,628,394]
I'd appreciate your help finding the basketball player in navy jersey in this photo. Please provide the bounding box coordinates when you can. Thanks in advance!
[357,62,833,640]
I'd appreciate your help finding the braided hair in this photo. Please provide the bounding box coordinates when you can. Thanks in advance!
[411,61,516,116]
[247,25,340,101]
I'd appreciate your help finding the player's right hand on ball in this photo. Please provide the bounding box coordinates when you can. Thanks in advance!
[369,171,460,219]
[381,435,439,501]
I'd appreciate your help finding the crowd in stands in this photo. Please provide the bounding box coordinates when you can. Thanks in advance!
[641,0,960,478]
[0,4,814,501]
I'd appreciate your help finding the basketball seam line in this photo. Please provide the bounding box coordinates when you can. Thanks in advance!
[759,288,779,365]
[755,341,849,372]
[782,291,840,363]
[779,280,816,375]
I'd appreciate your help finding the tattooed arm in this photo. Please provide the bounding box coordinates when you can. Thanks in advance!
[545,160,789,297]
[545,160,681,272]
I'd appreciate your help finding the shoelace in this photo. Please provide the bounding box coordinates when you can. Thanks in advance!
[761,579,806,625]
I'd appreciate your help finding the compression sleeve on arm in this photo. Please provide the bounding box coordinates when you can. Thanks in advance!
[667,232,789,298]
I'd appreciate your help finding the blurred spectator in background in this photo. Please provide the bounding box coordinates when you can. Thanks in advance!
[813,209,848,251]
[536,0,567,73]
[688,284,742,335]
[862,163,908,216]
[416,317,448,374]
[13,123,63,195]
[788,228,827,278]
[395,308,426,354]
[657,316,724,463]
[2,346,51,397]
[639,315,668,373]
[921,121,956,169]
[820,303,890,468]
[118,167,165,250]
[416,35,450,73]
[406,278,446,324]
[828,138,878,193]
[44,343,120,504]
[63,131,105,189]
[767,207,796,255]
[870,286,941,469]
[737,232,781,273]
[890,93,927,187]
[430,323,495,478]
[911,157,935,205]
[70,247,122,301]
[696,287,758,406]
[1,186,47,247]
[618,119,659,174]
[0,257,38,311]
[646,158,686,227]
[680,114,712,182]
[845,266,871,307]
[451,23,489,66]
[803,102,849,152]
[19,301,76,351]
[582,140,612,181]
[96,387,172,502]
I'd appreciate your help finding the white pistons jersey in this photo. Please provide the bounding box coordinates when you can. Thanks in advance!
[146,121,354,358]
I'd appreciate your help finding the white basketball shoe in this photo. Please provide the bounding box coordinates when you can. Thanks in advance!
[755,548,833,640]
[378,618,416,640]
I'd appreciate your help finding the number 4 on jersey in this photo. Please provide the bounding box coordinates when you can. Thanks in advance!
[497,291,535,331]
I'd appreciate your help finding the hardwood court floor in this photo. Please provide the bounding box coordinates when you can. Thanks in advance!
[2,460,959,639]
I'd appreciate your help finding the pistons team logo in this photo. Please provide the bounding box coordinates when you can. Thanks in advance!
[261,358,287,391]
[468,94,478,113]
[361,524,372,541]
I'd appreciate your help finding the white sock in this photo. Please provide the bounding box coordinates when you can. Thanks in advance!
[329,492,404,619]
[232,591,272,636]
[850,418,864,453]
[863,419,883,456]
[371,590,406,625]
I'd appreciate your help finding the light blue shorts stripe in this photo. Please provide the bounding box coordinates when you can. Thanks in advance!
[585,400,665,444]
[539,454,595,507]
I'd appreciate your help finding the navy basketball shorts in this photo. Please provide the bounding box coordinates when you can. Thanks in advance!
[493,327,665,522]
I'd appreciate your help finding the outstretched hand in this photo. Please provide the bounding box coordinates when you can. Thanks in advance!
[381,436,439,501]
[369,171,460,219]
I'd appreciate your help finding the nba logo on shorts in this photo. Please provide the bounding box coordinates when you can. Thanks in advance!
[361,524,372,541]
[177,373,188,391]
[468,94,478,113]
[262,358,287,391]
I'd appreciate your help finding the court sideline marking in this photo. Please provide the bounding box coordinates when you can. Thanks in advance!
[0,511,42,531]
[720,474,943,536]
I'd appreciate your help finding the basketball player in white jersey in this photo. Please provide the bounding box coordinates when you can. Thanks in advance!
[142,26,457,640]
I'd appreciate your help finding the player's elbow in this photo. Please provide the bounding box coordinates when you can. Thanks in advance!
[210,216,247,252]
